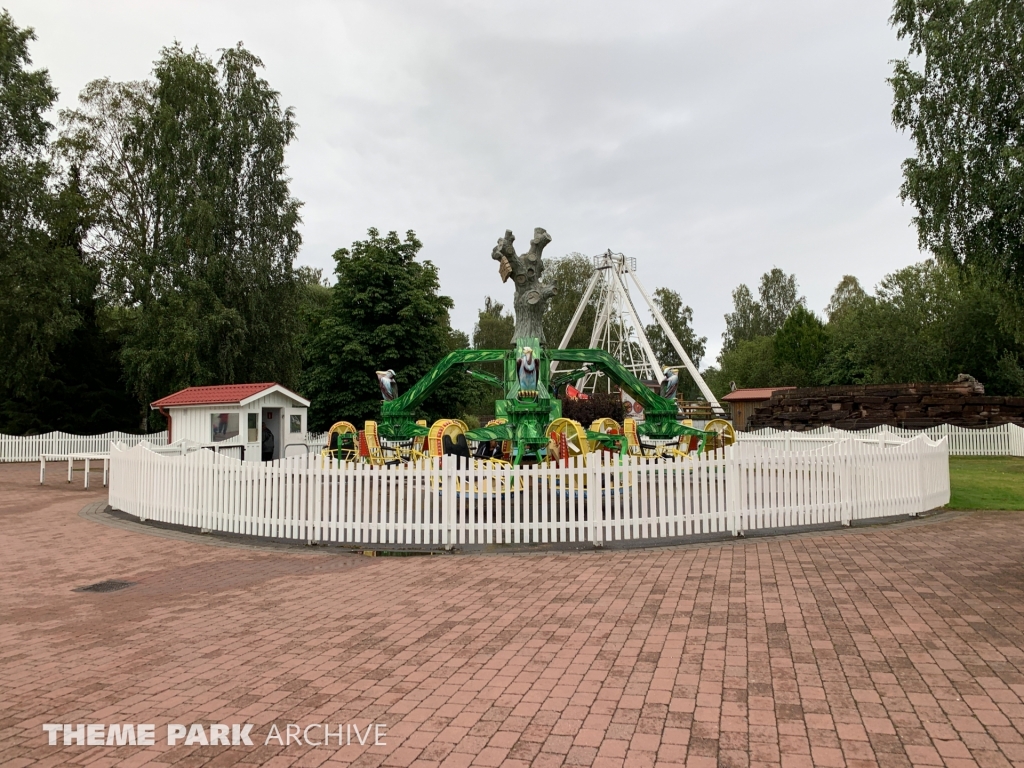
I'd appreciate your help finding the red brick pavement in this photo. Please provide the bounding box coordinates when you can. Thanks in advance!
[3,462,1024,768]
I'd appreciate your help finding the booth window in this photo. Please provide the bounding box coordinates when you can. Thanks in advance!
[290,414,302,434]
[211,413,239,442]
[247,413,258,442]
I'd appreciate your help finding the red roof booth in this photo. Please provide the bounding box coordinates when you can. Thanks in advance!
[151,383,310,461]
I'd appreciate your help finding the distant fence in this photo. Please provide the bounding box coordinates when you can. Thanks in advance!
[742,423,1024,457]
[0,430,169,463]
[109,433,950,547]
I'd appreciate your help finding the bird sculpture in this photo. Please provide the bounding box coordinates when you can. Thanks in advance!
[376,369,398,401]
[516,347,538,391]
[661,368,679,400]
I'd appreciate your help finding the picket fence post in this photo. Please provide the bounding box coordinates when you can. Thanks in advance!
[589,453,602,547]
[1011,423,1024,458]
[840,441,853,526]
[724,444,740,536]
[442,456,454,548]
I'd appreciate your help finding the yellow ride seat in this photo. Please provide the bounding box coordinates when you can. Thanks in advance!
[321,421,357,463]
[362,421,387,466]
[623,418,643,456]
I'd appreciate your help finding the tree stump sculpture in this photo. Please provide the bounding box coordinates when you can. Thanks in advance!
[491,228,555,345]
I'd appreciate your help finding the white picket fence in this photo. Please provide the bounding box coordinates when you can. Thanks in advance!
[108,433,950,547]
[1,430,169,463]
[743,422,1024,457]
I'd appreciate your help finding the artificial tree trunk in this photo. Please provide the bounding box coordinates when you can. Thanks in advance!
[490,227,556,345]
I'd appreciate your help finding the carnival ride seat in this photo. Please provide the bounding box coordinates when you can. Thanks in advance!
[435,430,514,494]
[474,439,503,460]
[665,433,702,459]
[586,417,627,455]
[395,419,428,462]
[361,421,401,466]
[623,418,652,456]
[703,419,737,452]
[443,433,472,460]
[428,418,509,471]
[485,418,513,461]
[545,418,590,464]
[321,421,357,462]
[427,419,468,458]
[589,417,620,434]
[542,418,594,494]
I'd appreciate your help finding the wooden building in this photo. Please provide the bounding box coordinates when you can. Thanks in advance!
[721,387,795,432]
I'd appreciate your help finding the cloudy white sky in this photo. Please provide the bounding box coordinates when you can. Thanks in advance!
[8,0,922,364]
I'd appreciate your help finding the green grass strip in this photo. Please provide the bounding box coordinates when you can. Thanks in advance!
[948,456,1024,511]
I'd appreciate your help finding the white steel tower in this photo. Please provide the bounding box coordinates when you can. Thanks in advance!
[553,250,724,414]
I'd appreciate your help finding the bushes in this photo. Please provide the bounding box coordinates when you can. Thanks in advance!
[560,393,629,425]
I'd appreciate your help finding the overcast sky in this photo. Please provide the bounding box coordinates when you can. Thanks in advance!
[8,0,922,365]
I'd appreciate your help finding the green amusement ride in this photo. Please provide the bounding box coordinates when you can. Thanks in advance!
[375,338,714,463]
[362,227,725,465]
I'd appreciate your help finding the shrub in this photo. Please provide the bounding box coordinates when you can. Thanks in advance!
[559,392,629,426]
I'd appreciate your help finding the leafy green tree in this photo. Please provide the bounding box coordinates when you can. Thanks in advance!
[772,305,828,386]
[758,268,802,333]
[890,0,1024,291]
[0,12,92,399]
[473,297,515,351]
[821,260,1023,393]
[0,287,139,433]
[444,326,490,420]
[542,253,596,349]
[293,266,332,406]
[0,168,139,433]
[56,78,155,298]
[825,275,867,320]
[945,274,1024,395]
[722,268,803,352]
[644,288,707,369]
[854,263,958,384]
[711,258,1024,396]
[465,298,516,418]
[704,336,779,397]
[721,285,762,353]
[301,229,461,431]
[59,43,303,417]
[471,297,515,404]
[295,265,331,339]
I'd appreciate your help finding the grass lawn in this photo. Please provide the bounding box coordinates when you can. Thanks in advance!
[948,456,1024,510]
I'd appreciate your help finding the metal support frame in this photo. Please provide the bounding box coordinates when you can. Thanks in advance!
[622,260,724,414]
[555,250,723,414]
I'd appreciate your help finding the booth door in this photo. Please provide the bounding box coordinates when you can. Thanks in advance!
[261,408,283,461]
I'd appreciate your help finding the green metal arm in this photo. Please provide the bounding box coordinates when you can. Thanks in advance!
[464,425,515,442]
[382,349,507,418]
[585,430,628,455]
[466,368,503,388]
[379,349,508,438]
[547,349,677,416]
[551,367,592,389]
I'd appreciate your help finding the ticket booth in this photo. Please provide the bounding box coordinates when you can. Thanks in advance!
[151,383,311,461]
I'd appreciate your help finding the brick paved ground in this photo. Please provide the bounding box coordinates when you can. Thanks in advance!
[3,462,1024,768]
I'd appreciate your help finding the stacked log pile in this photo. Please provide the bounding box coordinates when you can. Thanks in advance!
[746,379,1024,431]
